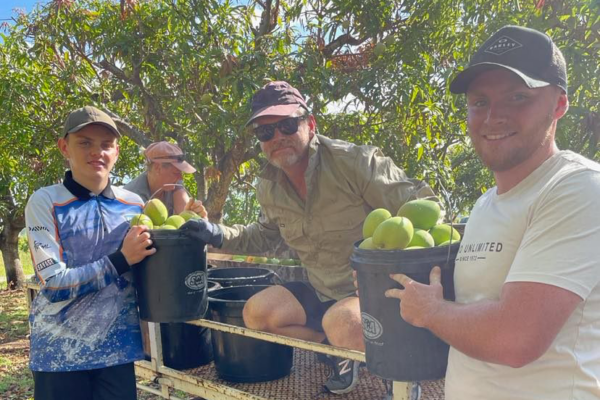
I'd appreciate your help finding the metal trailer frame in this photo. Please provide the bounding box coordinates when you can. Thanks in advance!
[25,283,419,400]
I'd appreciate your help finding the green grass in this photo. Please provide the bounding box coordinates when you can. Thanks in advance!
[0,289,34,399]
[0,250,34,289]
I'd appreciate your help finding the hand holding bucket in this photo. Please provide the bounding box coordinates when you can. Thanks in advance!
[386,266,444,328]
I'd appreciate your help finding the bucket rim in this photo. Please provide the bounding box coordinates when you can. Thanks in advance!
[350,241,460,273]
[208,284,273,303]
[208,267,275,279]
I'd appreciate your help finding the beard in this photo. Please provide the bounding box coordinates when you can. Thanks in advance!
[475,111,555,172]
[269,152,302,169]
[262,138,306,169]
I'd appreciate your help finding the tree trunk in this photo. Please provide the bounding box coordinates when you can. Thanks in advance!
[204,138,256,223]
[0,216,26,290]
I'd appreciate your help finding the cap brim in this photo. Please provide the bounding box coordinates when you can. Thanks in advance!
[449,63,551,94]
[67,121,121,138]
[171,161,196,174]
[245,104,302,127]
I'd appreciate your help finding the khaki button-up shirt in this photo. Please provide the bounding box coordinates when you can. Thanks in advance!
[221,134,436,301]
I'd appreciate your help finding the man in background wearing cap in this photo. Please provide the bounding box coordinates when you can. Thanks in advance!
[25,106,156,400]
[124,141,206,361]
[384,26,600,399]
[181,81,438,395]
[125,141,205,216]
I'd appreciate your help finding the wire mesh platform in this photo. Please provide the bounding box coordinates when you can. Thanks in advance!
[184,348,445,400]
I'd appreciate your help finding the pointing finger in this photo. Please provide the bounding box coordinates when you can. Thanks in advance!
[389,273,413,288]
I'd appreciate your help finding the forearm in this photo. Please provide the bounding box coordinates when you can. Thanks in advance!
[40,256,121,302]
[221,222,283,254]
[173,188,189,214]
[426,299,545,367]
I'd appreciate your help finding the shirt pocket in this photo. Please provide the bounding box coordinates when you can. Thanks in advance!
[317,207,363,248]
[270,209,305,247]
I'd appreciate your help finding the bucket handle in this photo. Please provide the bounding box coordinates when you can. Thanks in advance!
[148,183,191,206]
[271,271,284,285]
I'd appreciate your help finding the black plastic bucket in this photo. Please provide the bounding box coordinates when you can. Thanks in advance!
[160,280,221,370]
[209,285,294,382]
[351,242,459,382]
[160,323,213,370]
[133,230,208,323]
[208,267,275,288]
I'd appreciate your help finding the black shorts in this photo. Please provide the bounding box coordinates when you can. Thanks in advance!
[281,281,337,332]
[32,362,136,400]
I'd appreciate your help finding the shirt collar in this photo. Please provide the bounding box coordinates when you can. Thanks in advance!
[63,171,115,200]
[259,134,321,182]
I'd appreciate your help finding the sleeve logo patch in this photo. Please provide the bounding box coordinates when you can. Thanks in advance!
[36,258,57,272]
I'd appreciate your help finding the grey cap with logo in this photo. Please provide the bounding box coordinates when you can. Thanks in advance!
[450,25,567,94]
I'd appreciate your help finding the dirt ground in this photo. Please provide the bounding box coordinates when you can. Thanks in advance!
[0,289,195,400]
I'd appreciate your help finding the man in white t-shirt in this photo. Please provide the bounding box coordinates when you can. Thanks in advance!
[384,25,600,400]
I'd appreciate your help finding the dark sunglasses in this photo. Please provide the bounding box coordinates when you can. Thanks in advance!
[252,116,307,142]
[153,154,185,163]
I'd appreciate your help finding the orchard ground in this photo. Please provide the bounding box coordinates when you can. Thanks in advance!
[0,256,195,399]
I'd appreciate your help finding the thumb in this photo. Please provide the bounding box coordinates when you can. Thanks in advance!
[185,197,194,211]
[430,266,442,285]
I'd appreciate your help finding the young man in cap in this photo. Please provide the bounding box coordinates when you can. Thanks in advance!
[25,106,156,400]
[385,26,600,399]
[181,81,437,394]
[125,141,205,216]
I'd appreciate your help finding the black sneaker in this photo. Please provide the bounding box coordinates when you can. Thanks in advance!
[324,356,361,394]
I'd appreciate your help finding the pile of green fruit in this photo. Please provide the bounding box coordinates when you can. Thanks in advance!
[130,199,202,230]
[359,199,461,251]
[230,255,301,266]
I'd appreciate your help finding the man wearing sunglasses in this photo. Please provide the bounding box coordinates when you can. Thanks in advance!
[181,81,437,395]
[125,141,205,216]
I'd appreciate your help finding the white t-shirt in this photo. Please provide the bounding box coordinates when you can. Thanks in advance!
[446,151,600,400]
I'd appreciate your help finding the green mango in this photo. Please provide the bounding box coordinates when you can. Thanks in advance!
[407,229,435,248]
[165,215,185,229]
[429,224,461,245]
[179,210,200,221]
[397,199,441,230]
[363,208,392,239]
[144,198,168,226]
[130,214,153,229]
[372,217,413,250]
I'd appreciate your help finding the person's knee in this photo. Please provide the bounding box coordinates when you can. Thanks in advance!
[322,298,363,345]
[242,286,303,332]
[243,292,272,331]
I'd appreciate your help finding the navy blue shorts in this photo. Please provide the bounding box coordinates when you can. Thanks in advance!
[281,281,337,332]
[32,362,136,400]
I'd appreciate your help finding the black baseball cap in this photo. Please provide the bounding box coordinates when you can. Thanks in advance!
[450,25,567,94]
[63,106,121,138]
[246,81,309,126]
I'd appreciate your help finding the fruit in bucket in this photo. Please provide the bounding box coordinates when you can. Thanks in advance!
[179,210,200,221]
[130,214,154,229]
[429,224,461,245]
[359,237,377,250]
[407,229,435,248]
[164,215,186,229]
[372,217,413,250]
[156,224,177,230]
[144,198,168,226]
[363,208,392,238]
[397,199,441,230]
